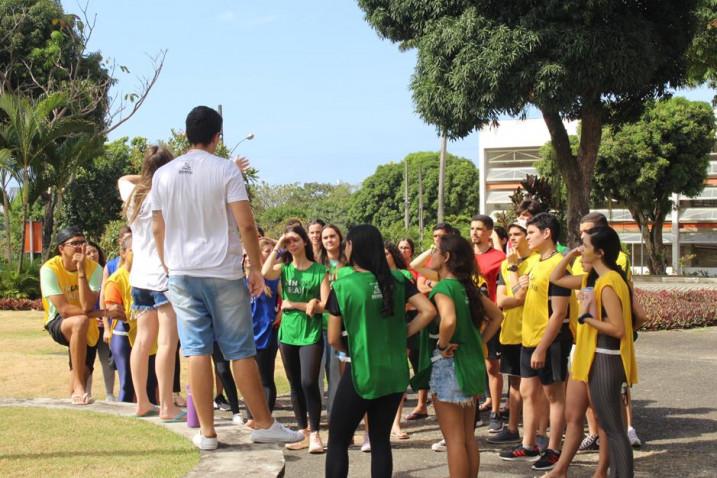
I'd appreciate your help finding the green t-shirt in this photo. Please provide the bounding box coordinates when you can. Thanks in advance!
[278,262,326,346]
[427,278,487,396]
[330,270,412,399]
[322,259,347,330]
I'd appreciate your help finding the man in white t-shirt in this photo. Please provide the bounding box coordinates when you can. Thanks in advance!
[150,105,303,449]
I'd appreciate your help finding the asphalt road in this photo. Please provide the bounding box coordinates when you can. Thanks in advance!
[279,327,717,477]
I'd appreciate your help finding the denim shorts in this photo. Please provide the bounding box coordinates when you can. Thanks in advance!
[429,350,474,405]
[131,287,170,312]
[167,275,256,360]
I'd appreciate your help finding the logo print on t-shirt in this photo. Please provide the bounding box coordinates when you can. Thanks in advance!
[371,282,383,300]
[179,162,192,175]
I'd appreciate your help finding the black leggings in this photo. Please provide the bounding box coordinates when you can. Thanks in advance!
[326,364,403,478]
[213,342,240,414]
[280,339,323,431]
[173,344,181,393]
[247,330,279,419]
[589,353,633,478]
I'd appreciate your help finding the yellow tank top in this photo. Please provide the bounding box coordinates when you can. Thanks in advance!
[498,253,539,345]
[104,267,157,355]
[571,271,638,385]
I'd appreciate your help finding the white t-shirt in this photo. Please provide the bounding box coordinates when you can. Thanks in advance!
[118,178,168,291]
[150,149,248,279]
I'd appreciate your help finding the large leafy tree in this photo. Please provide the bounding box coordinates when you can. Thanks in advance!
[596,97,715,274]
[358,0,714,245]
[348,151,479,230]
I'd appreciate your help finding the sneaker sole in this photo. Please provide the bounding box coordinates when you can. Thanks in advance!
[532,463,557,471]
[499,455,540,462]
[488,425,504,434]
[487,437,521,445]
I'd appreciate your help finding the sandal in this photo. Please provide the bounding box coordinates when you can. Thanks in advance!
[71,394,84,405]
[405,411,428,421]
[391,430,410,440]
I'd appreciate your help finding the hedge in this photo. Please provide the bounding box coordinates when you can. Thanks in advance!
[636,289,717,331]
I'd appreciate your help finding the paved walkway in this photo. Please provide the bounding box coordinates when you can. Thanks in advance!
[282,327,717,477]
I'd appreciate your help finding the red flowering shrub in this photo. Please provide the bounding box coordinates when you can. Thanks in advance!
[635,289,717,330]
[0,298,42,311]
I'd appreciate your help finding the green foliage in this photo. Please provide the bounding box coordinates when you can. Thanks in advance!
[348,151,479,230]
[99,219,128,260]
[595,97,715,273]
[254,182,355,237]
[58,138,134,241]
[0,259,41,299]
[358,0,715,245]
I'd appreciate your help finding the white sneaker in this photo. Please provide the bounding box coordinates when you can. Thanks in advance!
[251,420,305,444]
[431,438,446,452]
[232,413,245,425]
[192,432,218,450]
[361,435,371,453]
[105,394,116,402]
[627,427,642,448]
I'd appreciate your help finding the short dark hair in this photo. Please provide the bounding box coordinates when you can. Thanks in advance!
[527,212,560,244]
[581,211,609,228]
[518,198,543,216]
[309,219,326,228]
[471,214,494,230]
[433,222,456,234]
[186,106,223,146]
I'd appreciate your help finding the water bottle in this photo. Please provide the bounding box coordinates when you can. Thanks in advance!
[186,385,200,428]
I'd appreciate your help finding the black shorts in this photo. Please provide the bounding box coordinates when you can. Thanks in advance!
[45,314,97,372]
[486,330,502,360]
[499,344,522,376]
[520,333,571,385]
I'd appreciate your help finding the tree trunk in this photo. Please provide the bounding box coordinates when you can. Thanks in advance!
[633,209,667,275]
[17,170,29,273]
[541,104,603,247]
[42,189,57,262]
[1,188,11,263]
[437,133,447,223]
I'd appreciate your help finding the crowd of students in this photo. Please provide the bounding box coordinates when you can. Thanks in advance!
[40,105,642,478]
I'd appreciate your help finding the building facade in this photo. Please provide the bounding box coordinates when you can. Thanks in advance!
[477,118,717,275]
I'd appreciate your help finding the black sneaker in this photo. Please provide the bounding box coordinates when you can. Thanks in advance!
[499,408,510,420]
[578,433,599,452]
[532,448,561,471]
[214,394,231,411]
[488,412,504,433]
[487,427,521,445]
[499,444,540,462]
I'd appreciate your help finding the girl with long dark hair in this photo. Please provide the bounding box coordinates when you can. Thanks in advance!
[546,226,637,478]
[425,234,503,477]
[325,225,436,478]
[262,223,329,454]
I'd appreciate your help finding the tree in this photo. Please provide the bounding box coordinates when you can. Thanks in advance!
[58,137,133,243]
[358,0,714,245]
[595,97,715,274]
[0,92,92,270]
[348,151,480,230]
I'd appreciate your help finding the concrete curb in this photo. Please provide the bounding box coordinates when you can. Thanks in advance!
[0,398,285,478]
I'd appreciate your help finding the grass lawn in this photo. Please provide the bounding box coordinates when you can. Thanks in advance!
[0,407,198,478]
[0,311,290,400]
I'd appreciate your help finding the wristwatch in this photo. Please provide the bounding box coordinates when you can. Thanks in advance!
[578,312,593,324]
[507,265,519,272]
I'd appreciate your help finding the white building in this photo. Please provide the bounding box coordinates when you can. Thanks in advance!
[477,118,717,274]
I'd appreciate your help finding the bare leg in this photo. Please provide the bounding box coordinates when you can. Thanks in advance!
[435,397,474,478]
[520,377,541,447]
[156,304,181,419]
[231,357,275,429]
[130,310,158,415]
[544,382,566,451]
[544,379,589,478]
[391,394,407,437]
[188,355,216,438]
[486,358,503,415]
[61,315,90,397]
[506,376,522,433]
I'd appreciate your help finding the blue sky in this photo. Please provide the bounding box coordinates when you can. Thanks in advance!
[65,1,714,185]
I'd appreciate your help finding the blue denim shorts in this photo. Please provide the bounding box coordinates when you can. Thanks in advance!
[167,276,256,360]
[131,287,169,312]
[429,350,474,405]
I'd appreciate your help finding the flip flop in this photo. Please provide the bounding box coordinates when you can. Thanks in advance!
[391,431,410,440]
[82,393,95,405]
[161,410,187,423]
[405,411,428,421]
[71,394,85,405]
[136,406,160,418]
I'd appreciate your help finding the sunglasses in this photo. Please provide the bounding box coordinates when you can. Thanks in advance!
[63,239,87,247]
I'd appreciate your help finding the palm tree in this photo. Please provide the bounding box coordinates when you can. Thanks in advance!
[0,147,15,262]
[0,92,93,271]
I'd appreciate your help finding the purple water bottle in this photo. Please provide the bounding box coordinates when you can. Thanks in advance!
[186,385,199,428]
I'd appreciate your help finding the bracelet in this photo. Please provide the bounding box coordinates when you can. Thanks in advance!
[578,312,593,324]
[77,275,86,279]
[437,342,447,351]
[507,265,519,272]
